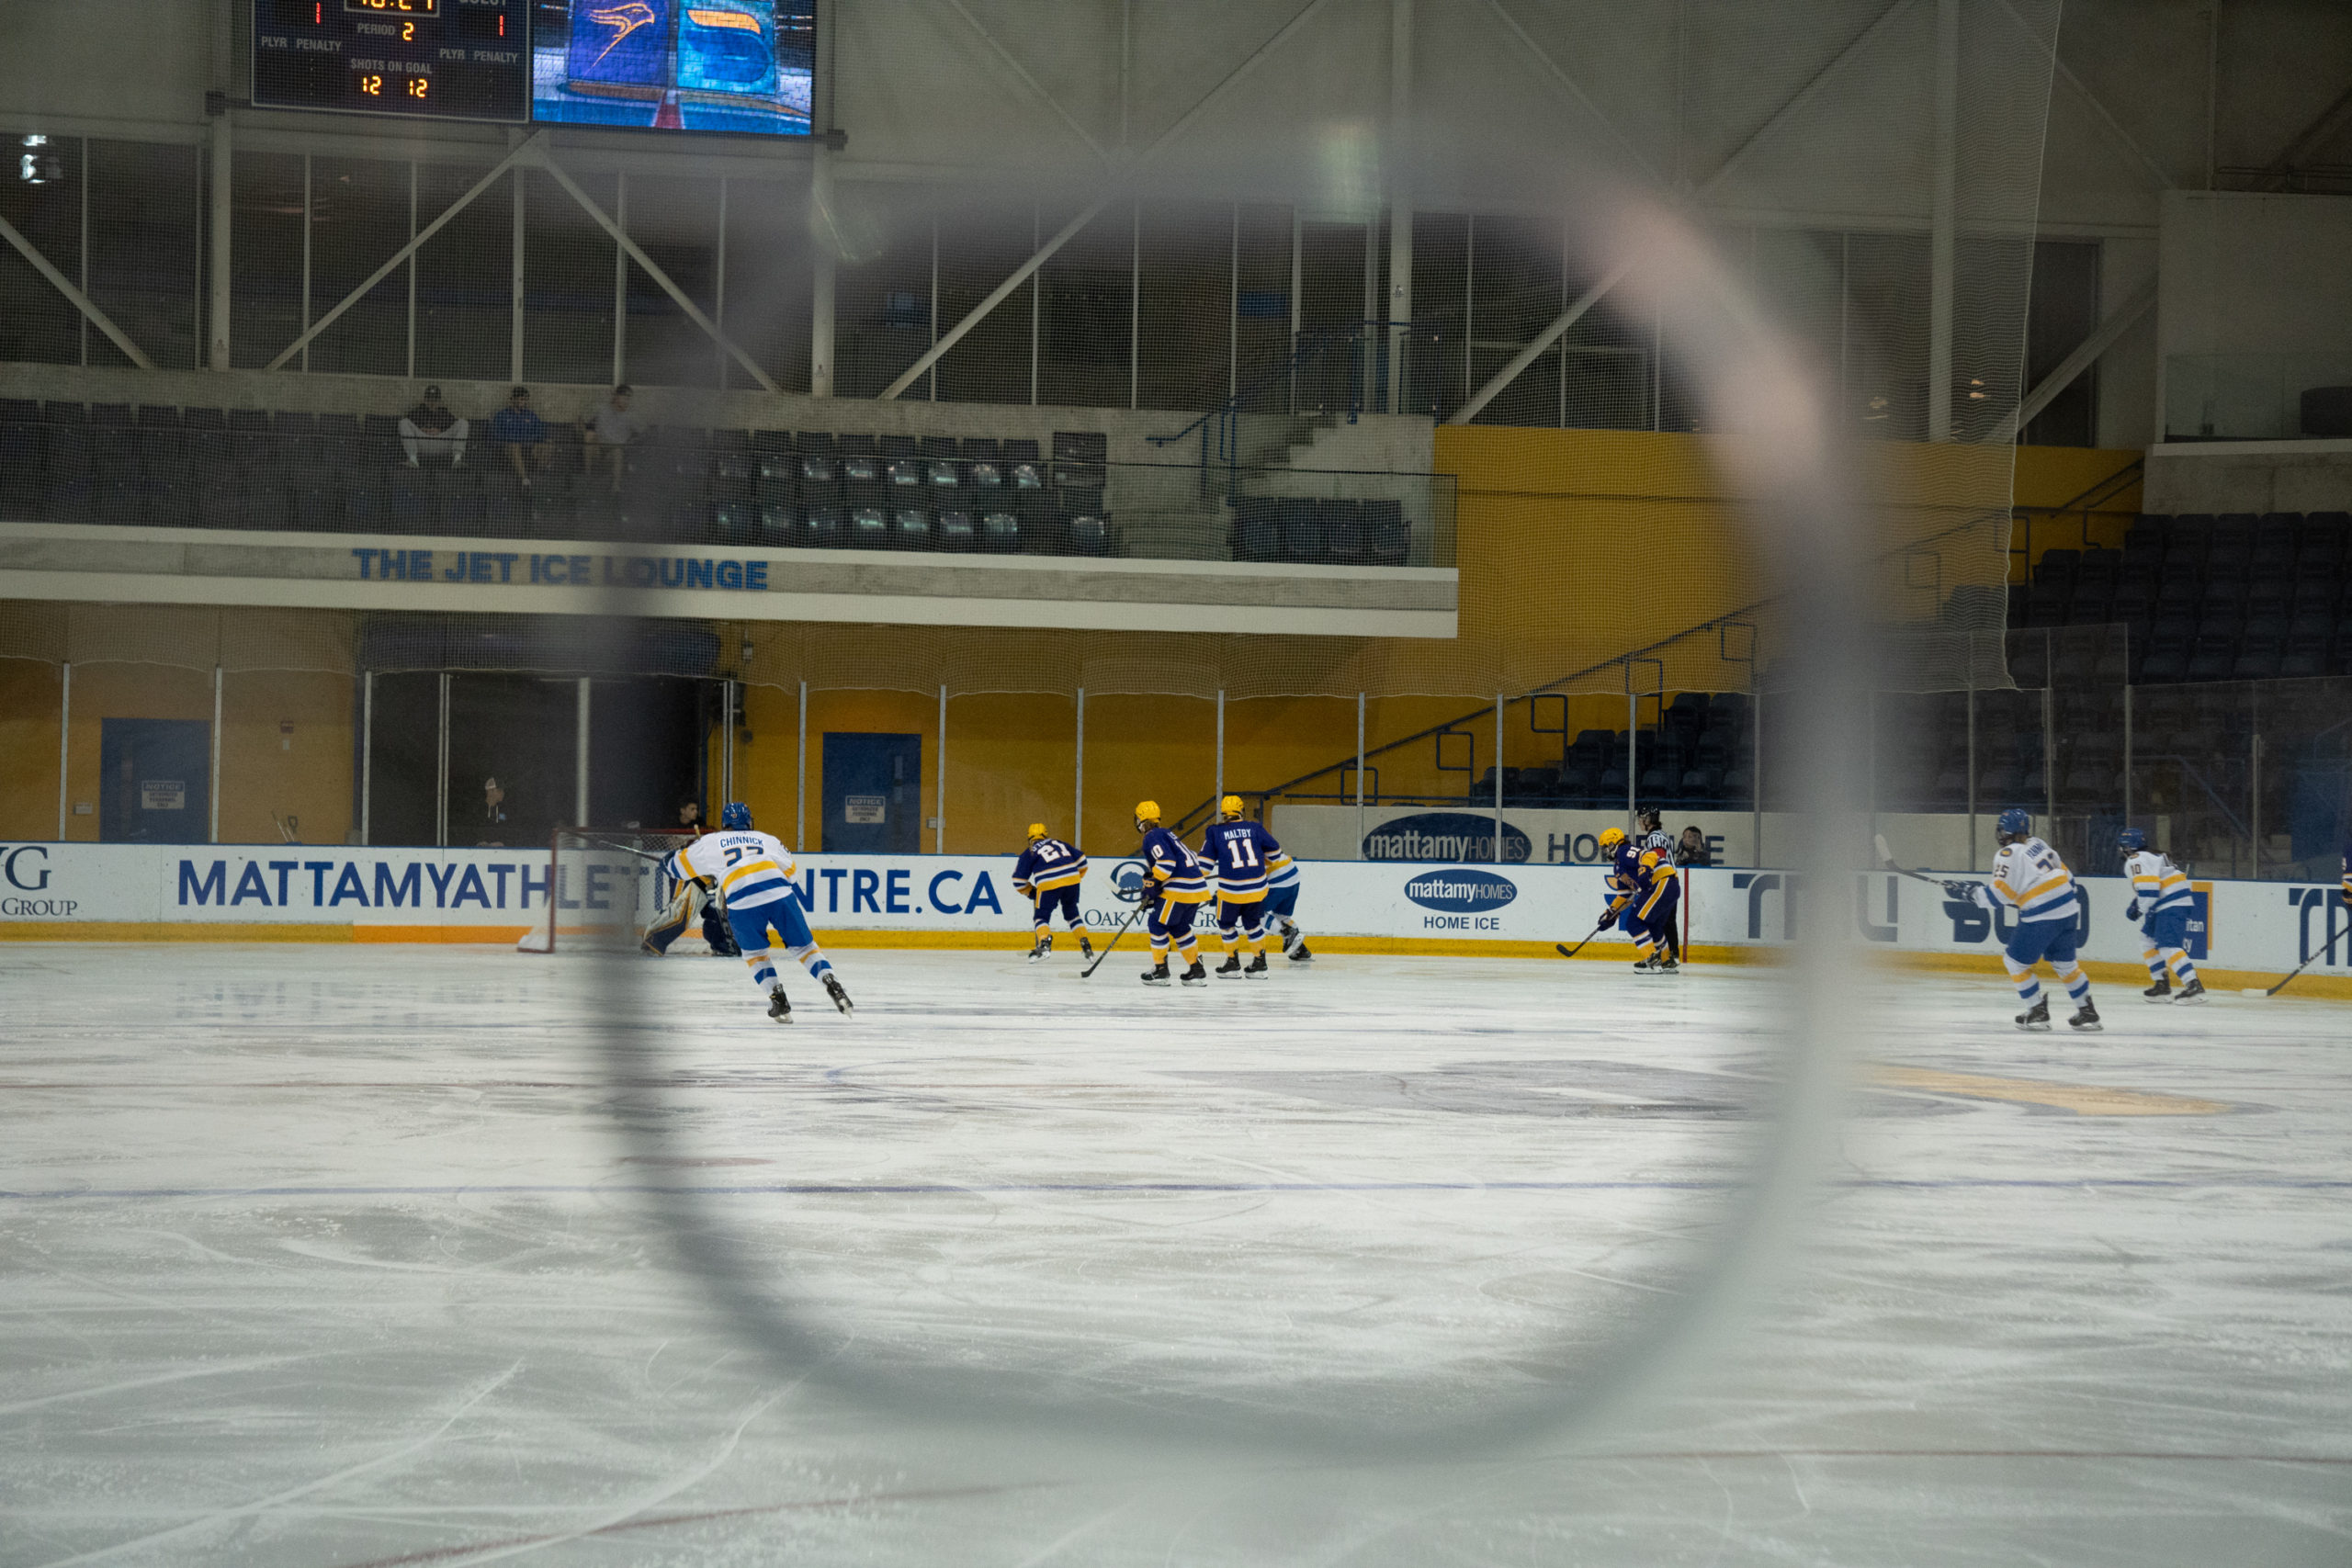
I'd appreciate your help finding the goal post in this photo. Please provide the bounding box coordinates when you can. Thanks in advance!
[515,827,698,953]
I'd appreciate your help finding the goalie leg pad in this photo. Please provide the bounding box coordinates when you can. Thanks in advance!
[642,883,698,954]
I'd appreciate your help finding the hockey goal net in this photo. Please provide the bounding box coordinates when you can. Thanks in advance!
[515,828,698,953]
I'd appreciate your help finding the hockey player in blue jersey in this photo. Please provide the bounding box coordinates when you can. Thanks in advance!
[1597,828,1645,957]
[1131,800,1211,987]
[1262,850,1312,963]
[1197,795,1283,978]
[672,803,852,1022]
[1011,823,1093,964]
[1947,807,2098,1032]
[2119,827,2204,1003]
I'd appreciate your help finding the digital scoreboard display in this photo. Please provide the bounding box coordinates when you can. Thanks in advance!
[531,2,813,136]
[253,0,533,123]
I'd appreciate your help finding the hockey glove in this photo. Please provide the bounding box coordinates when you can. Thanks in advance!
[1966,883,1994,911]
[2125,899,2142,921]
[1940,880,1970,899]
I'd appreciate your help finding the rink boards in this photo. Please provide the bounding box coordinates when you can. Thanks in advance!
[0,841,2344,989]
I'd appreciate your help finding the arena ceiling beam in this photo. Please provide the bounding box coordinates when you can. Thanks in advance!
[1451,0,1918,426]
[1986,0,2176,193]
[532,157,784,396]
[0,212,155,372]
[940,0,1112,167]
[1477,0,1660,187]
[266,132,549,374]
[1986,275,2156,445]
[2248,81,2352,191]
[876,0,1340,401]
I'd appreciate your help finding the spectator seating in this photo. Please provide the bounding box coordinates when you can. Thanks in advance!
[0,399,1131,562]
[1231,497,1412,568]
[1470,691,1756,812]
[2007,511,2352,682]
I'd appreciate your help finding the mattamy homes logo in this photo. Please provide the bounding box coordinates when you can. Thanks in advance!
[1402,870,1519,914]
[1361,811,1532,863]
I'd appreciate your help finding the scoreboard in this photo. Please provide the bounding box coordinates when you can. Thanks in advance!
[253,0,534,123]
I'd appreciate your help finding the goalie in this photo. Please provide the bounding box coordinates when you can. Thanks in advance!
[640,862,740,958]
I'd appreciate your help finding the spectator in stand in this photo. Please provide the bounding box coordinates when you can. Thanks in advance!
[490,386,553,488]
[582,384,644,493]
[1674,826,1711,867]
[399,385,469,468]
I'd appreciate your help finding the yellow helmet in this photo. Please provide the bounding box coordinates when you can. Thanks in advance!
[1026,822,1048,842]
[1133,800,1161,830]
[1598,828,1627,851]
[1219,795,1245,820]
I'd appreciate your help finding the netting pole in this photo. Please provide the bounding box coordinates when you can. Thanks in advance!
[1215,689,1225,806]
[1074,687,1086,843]
[56,661,70,842]
[2121,679,2133,829]
[721,679,735,805]
[209,666,222,845]
[1965,670,1977,873]
[937,684,947,854]
[611,171,628,386]
[1355,691,1366,861]
[2239,700,2257,884]
[435,672,449,848]
[405,164,417,377]
[809,155,834,397]
[300,156,311,372]
[2041,643,2055,829]
[1752,678,1764,868]
[208,114,231,370]
[1385,0,1412,415]
[1625,683,1636,832]
[1927,0,1959,442]
[796,680,808,850]
[1493,693,1505,864]
[575,677,591,827]
[509,160,526,385]
[361,671,374,848]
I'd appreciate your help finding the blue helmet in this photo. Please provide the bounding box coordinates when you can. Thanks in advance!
[719,802,752,830]
[1995,807,2032,840]
[2118,827,2147,853]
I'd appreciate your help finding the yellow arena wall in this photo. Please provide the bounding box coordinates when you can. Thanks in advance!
[4,434,2138,853]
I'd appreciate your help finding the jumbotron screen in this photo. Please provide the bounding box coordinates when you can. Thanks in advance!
[530,0,814,135]
[251,0,815,135]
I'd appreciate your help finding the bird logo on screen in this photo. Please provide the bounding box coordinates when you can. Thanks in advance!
[587,2,660,65]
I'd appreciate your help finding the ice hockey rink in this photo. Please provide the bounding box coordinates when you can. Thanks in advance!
[5,942,2347,1567]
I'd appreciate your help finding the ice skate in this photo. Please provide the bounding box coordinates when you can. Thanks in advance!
[1079,933,1095,960]
[2014,998,2051,1032]
[1244,953,1269,978]
[1632,954,1659,974]
[1279,924,1299,954]
[1141,962,1171,987]
[2142,977,2171,1001]
[1287,942,1315,964]
[1028,936,1050,964]
[766,986,792,1023]
[2067,1001,2101,1031]
[823,974,854,1016]
[1655,956,1679,974]
[1180,960,1209,987]
[1216,953,1244,978]
[2171,979,2206,1005]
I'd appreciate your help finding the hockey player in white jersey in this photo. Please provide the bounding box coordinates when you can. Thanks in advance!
[2118,828,2205,1003]
[673,803,852,1022]
[1946,808,2098,1031]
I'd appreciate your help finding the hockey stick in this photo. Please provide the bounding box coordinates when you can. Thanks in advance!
[1080,906,1143,978]
[2250,917,2347,998]
[1872,833,1951,889]
[574,831,674,865]
[1555,916,1615,960]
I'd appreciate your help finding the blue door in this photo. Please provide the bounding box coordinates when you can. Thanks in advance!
[100,718,210,843]
[822,732,922,854]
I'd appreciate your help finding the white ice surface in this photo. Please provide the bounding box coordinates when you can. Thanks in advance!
[3,944,2348,1565]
